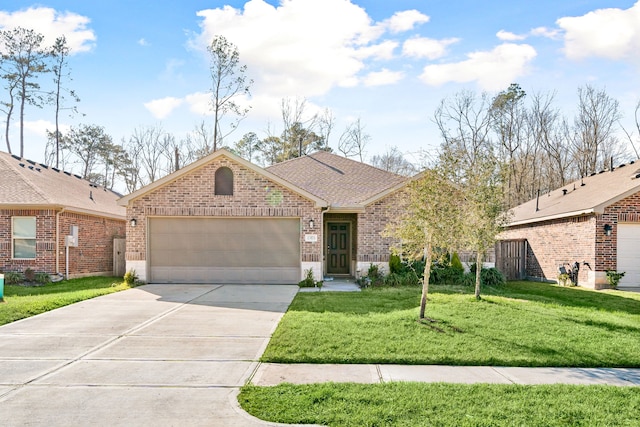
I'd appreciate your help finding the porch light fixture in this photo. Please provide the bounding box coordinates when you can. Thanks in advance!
[130,218,137,227]
[309,219,315,229]
[604,224,612,236]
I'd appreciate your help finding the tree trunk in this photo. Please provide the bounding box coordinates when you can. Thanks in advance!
[474,251,482,300]
[419,239,433,319]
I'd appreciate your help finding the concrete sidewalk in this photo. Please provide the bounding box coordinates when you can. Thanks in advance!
[251,363,640,386]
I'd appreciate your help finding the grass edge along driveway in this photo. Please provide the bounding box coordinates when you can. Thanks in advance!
[0,276,132,326]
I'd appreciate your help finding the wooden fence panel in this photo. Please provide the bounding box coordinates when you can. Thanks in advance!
[113,238,126,277]
[496,240,526,280]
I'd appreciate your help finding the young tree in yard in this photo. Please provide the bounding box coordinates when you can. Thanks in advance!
[0,27,49,157]
[207,35,252,151]
[385,169,464,319]
[435,90,507,300]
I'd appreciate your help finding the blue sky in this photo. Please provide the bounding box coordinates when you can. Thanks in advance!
[2,0,640,166]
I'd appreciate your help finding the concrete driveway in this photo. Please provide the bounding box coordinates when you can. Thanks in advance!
[0,284,298,426]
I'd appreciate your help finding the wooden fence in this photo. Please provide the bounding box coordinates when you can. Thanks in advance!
[495,239,527,280]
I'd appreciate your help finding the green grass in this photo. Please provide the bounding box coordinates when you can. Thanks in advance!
[239,382,640,427]
[0,276,132,326]
[262,281,640,367]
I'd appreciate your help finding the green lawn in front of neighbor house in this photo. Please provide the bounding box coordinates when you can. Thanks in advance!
[261,281,640,367]
[239,382,640,427]
[0,276,132,326]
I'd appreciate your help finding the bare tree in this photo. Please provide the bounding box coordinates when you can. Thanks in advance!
[571,85,624,176]
[127,125,170,185]
[317,108,335,151]
[369,146,417,176]
[338,117,369,162]
[207,35,252,151]
[0,27,49,157]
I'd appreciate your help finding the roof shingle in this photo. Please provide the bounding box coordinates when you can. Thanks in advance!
[266,151,408,207]
[0,151,125,218]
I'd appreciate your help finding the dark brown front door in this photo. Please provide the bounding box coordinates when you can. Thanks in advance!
[327,223,350,275]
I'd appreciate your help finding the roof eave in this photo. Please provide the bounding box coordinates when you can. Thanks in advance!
[508,208,596,226]
[0,203,125,220]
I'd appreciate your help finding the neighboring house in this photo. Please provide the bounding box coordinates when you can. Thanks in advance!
[117,148,409,284]
[0,152,126,278]
[499,161,640,290]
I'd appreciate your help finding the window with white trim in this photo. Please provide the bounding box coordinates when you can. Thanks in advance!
[12,217,36,259]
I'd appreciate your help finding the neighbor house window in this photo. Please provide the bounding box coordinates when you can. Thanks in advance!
[12,217,36,259]
[215,167,234,195]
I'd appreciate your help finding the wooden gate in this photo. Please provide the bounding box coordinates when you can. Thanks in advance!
[113,238,126,277]
[495,239,526,280]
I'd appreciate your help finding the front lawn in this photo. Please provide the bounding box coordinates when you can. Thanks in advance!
[239,382,640,427]
[0,276,132,326]
[262,281,640,367]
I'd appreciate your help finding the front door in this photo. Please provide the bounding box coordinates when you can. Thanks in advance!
[327,223,350,275]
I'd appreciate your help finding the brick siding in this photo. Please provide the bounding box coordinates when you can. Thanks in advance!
[499,190,640,286]
[358,190,405,264]
[0,208,125,276]
[126,157,321,264]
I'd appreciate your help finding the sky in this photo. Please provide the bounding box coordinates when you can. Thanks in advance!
[1,0,640,167]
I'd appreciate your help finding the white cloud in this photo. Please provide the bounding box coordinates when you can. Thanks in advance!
[384,10,429,33]
[419,43,537,91]
[496,30,526,41]
[402,36,459,60]
[138,38,149,46]
[363,69,404,86]
[184,92,212,116]
[557,2,640,60]
[530,26,560,39]
[0,7,95,53]
[191,0,420,99]
[144,97,184,119]
[24,119,69,138]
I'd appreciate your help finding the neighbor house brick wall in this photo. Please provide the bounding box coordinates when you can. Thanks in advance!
[126,157,322,266]
[357,190,405,264]
[0,209,124,276]
[58,212,125,277]
[596,191,640,271]
[499,215,596,285]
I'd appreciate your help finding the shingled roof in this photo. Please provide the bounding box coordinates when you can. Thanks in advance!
[266,151,408,208]
[0,151,125,219]
[509,160,640,226]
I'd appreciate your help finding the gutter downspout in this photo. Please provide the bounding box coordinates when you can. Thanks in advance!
[55,208,65,276]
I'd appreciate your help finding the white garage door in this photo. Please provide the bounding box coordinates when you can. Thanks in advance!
[617,223,640,288]
[149,217,300,284]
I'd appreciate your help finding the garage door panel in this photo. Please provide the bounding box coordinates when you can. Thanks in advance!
[617,223,640,288]
[149,218,300,284]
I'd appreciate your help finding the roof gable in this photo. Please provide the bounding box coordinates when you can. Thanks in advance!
[0,152,125,219]
[118,148,328,208]
[509,161,640,225]
[266,151,408,208]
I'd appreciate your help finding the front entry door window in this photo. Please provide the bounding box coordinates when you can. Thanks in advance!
[327,223,349,275]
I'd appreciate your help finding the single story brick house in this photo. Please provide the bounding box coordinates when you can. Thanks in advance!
[117,148,409,284]
[0,151,126,278]
[499,161,640,290]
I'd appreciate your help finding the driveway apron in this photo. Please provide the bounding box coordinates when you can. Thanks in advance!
[0,284,299,426]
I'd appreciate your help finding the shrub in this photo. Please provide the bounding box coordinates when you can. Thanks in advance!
[558,272,571,287]
[24,268,35,282]
[481,268,506,287]
[450,252,464,273]
[367,264,384,286]
[389,254,404,274]
[124,269,138,286]
[430,265,464,285]
[605,270,625,289]
[34,272,51,285]
[383,272,404,287]
[4,271,23,285]
[298,268,316,287]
